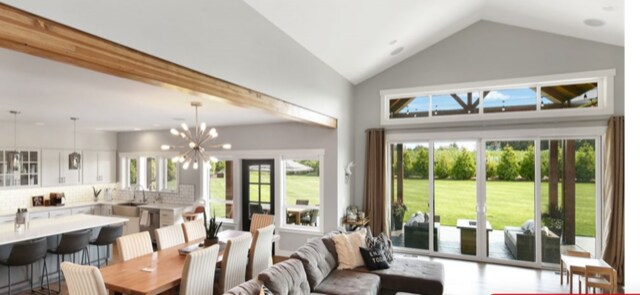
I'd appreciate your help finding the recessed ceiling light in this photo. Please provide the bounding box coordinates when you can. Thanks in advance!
[390,47,404,56]
[134,128,141,131]
[389,39,397,45]
[602,6,614,12]
[173,118,184,121]
[35,122,45,126]
[584,18,606,27]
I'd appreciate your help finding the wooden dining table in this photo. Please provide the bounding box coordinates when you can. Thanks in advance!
[287,207,310,225]
[560,254,612,294]
[100,230,249,295]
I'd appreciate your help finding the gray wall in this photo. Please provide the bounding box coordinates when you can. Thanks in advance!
[0,124,117,150]
[353,21,625,206]
[118,122,337,251]
[6,0,356,231]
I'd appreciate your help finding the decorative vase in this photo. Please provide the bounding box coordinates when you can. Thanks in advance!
[204,237,219,247]
[393,214,404,230]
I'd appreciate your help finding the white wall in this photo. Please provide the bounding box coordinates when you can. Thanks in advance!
[353,21,625,206]
[0,124,117,151]
[4,0,356,230]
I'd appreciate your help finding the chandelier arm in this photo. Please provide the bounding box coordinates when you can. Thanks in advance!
[199,135,213,146]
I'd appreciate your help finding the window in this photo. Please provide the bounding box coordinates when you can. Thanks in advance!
[145,157,157,190]
[121,155,179,191]
[209,160,233,221]
[156,158,178,192]
[381,70,613,126]
[128,158,137,187]
[283,157,322,230]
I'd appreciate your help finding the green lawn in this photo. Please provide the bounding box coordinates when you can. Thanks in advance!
[397,179,595,237]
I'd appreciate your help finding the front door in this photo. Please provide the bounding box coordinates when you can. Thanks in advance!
[242,159,275,231]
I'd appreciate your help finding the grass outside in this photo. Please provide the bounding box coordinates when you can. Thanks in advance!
[209,173,320,218]
[397,178,595,237]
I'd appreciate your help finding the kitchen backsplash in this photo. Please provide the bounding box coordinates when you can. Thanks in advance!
[0,183,195,210]
[0,183,118,210]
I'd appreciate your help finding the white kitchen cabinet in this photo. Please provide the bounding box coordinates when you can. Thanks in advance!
[82,151,116,184]
[100,205,113,216]
[49,209,72,218]
[71,205,98,215]
[30,212,49,220]
[159,208,182,227]
[41,149,81,186]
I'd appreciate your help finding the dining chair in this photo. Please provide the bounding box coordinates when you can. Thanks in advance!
[215,233,252,295]
[579,265,617,294]
[249,214,274,234]
[155,224,186,250]
[563,250,591,293]
[60,262,108,295]
[116,231,153,262]
[182,220,207,242]
[183,204,206,221]
[247,224,275,280]
[295,199,309,206]
[301,209,319,226]
[180,244,220,295]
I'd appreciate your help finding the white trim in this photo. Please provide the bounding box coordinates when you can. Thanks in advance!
[381,69,615,127]
[279,154,324,233]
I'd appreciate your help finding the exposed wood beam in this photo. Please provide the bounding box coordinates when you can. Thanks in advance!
[450,94,469,111]
[0,3,337,128]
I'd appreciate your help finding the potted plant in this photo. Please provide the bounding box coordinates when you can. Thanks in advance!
[542,205,564,237]
[203,211,223,247]
[92,187,102,202]
[391,202,407,230]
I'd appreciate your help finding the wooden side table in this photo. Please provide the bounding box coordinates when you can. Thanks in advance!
[342,217,369,231]
[456,219,492,255]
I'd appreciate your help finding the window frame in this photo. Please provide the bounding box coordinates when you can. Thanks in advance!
[380,69,615,127]
[119,152,180,192]
[280,153,324,233]
[205,157,234,224]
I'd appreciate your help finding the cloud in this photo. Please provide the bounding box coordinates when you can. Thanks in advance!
[483,90,509,101]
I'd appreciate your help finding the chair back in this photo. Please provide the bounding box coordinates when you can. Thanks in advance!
[155,224,186,250]
[295,199,309,206]
[585,265,617,293]
[567,250,591,258]
[56,229,91,254]
[61,262,108,295]
[247,224,275,280]
[116,231,153,262]
[7,237,48,266]
[93,225,123,246]
[249,204,264,217]
[218,233,252,294]
[249,214,274,234]
[180,244,220,295]
[182,220,207,242]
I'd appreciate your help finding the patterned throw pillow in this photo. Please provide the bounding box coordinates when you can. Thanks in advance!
[365,231,394,262]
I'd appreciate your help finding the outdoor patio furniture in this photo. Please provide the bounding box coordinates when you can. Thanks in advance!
[403,213,439,250]
[504,225,560,262]
[457,219,492,255]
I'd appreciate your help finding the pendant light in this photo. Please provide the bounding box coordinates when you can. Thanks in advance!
[7,110,21,172]
[68,117,81,170]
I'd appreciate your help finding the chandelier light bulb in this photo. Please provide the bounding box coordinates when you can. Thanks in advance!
[161,145,171,151]
[189,142,196,149]
[179,132,186,139]
[181,122,189,132]
[171,156,180,163]
[210,156,219,163]
[222,144,231,150]
[193,162,199,170]
[182,160,190,170]
[209,128,218,138]
[200,122,206,133]
[170,128,179,136]
[179,156,186,163]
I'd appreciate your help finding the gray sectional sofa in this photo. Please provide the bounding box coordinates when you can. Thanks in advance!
[226,233,445,295]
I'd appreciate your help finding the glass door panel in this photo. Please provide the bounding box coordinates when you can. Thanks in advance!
[433,141,477,256]
[242,159,274,231]
[485,140,535,262]
[389,142,430,250]
[540,139,596,262]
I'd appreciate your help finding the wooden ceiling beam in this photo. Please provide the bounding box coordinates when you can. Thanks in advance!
[0,3,337,128]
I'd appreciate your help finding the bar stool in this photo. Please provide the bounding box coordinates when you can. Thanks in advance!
[47,229,91,293]
[89,225,123,268]
[0,237,50,295]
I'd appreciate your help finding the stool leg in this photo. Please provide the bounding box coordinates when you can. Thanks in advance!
[97,245,101,268]
[106,245,111,266]
[30,264,34,291]
[7,265,11,295]
[42,259,51,295]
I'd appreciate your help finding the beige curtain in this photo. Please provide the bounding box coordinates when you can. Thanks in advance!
[602,116,624,284]
[363,128,386,236]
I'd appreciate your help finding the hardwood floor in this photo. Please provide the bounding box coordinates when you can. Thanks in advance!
[16,255,623,295]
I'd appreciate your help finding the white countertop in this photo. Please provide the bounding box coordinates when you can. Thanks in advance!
[138,203,190,210]
[0,214,129,246]
[0,200,190,217]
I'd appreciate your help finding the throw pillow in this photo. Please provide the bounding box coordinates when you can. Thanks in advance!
[521,219,535,234]
[359,245,390,270]
[365,232,394,262]
[332,229,366,269]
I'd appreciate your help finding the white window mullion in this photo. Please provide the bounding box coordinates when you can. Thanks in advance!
[534,139,542,266]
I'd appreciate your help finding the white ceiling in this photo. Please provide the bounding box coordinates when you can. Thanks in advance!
[243,0,624,84]
[0,49,287,132]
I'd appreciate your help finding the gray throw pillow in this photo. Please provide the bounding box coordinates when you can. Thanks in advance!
[365,232,393,262]
[521,219,535,234]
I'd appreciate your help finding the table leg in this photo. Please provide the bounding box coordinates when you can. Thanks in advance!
[560,260,564,285]
[295,212,301,225]
[569,270,573,294]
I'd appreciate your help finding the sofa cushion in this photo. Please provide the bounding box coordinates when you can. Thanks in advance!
[332,229,366,270]
[291,237,337,290]
[223,279,264,295]
[258,259,311,295]
[313,270,380,295]
[353,257,444,295]
[359,245,390,270]
[365,232,394,262]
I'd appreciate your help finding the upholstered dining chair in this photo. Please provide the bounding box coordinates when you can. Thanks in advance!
[182,220,207,242]
[180,244,220,295]
[115,231,153,262]
[249,214,274,234]
[215,233,252,295]
[579,265,617,294]
[155,224,186,250]
[61,262,108,295]
[247,224,275,280]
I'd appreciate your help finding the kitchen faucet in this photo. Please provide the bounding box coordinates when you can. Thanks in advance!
[134,184,147,203]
